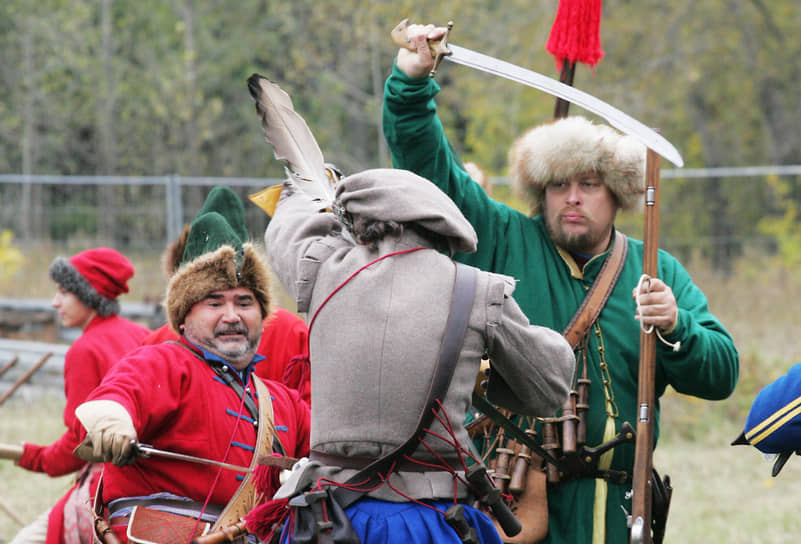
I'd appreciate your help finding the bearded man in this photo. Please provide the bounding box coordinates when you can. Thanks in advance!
[71,194,310,543]
[381,23,739,544]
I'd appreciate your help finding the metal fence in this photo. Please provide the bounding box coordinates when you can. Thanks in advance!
[3,166,801,255]
[0,174,284,251]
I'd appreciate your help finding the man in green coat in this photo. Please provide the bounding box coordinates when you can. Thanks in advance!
[382,23,739,544]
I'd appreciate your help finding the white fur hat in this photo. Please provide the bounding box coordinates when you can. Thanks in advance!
[508,116,646,215]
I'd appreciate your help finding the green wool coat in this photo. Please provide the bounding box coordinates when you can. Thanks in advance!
[383,65,739,544]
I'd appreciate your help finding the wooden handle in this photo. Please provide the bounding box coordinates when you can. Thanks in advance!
[390,18,454,77]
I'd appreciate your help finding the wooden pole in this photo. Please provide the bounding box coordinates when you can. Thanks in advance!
[0,352,52,406]
[0,356,19,380]
[629,148,661,544]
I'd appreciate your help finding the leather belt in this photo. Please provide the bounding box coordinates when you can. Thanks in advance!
[310,450,436,472]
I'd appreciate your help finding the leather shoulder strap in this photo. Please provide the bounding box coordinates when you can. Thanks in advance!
[212,376,275,530]
[562,230,628,350]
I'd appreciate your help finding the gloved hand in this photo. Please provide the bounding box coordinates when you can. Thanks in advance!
[0,443,24,462]
[74,400,138,466]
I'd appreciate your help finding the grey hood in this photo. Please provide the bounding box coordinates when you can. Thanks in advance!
[334,168,478,255]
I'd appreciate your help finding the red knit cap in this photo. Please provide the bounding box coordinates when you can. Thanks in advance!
[69,248,133,299]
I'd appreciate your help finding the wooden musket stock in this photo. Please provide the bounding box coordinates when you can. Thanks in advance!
[629,148,661,544]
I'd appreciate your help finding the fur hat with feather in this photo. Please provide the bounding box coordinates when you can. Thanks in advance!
[508,116,646,215]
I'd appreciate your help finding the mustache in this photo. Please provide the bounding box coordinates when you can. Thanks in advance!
[559,207,586,219]
[214,326,248,337]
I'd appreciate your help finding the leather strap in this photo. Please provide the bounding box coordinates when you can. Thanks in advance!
[212,375,275,531]
[562,230,628,350]
[330,262,478,510]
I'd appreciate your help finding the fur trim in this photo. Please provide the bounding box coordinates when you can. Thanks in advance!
[161,224,191,279]
[164,243,271,333]
[49,258,120,316]
[508,116,646,215]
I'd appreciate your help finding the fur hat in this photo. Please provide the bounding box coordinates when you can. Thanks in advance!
[333,168,478,255]
[49,247,134,316]
[164,189,271,333]
[508,116,646,215]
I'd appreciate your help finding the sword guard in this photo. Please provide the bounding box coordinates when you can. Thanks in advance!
[390,19,453,78]
[133,441,151,458]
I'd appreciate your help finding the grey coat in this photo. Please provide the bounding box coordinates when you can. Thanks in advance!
[265,172,574,501]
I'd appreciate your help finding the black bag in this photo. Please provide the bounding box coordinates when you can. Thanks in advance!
[290,489,360,544]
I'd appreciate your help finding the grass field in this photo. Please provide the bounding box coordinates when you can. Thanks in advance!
[2,248,801,542]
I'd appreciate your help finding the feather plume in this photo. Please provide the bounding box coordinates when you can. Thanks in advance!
[247,74,335,208]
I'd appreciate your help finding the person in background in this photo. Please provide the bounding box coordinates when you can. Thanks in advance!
[72,205,310,543]
[382,23,739,544]
[140,185,311,404]
[1,247,150,544]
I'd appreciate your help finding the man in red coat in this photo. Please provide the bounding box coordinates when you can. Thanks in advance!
[141,185,311,403]
[3,247,150,544]
[73,206,310,543]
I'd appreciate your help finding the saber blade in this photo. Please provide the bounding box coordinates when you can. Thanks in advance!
[135,443,250,473]
[444,44,684,168]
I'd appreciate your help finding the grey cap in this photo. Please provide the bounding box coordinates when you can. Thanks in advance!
[334,168,477,255]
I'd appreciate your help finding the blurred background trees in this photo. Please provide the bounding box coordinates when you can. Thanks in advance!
[1,0,801,271]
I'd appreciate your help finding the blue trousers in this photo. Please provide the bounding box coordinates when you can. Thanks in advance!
[281,498,503,544]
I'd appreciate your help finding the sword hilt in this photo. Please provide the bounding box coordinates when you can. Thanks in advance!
[390,19,453,78]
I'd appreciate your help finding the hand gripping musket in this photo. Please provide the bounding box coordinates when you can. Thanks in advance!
[629,148,662,544]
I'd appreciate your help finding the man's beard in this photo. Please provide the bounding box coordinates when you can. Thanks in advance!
[184,323,259,366]
[545,212,609,255]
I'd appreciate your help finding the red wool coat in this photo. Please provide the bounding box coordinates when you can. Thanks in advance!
[79,338,310,539]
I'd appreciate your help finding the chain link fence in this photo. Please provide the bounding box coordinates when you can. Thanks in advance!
[0,174,283,252]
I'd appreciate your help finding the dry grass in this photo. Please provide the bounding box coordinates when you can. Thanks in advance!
[0,394,74,543]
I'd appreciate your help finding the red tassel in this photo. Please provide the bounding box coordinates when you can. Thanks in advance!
[244,497,290,540]
[546,0,604,71]
[282,354,310,391]
[252,461,283,496]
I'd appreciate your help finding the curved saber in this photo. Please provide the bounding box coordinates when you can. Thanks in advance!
[391,20,684,168]
[446,45,683,167]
